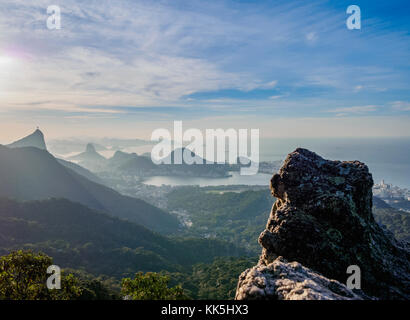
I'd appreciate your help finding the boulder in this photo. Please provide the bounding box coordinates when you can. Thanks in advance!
[236,148,410,300]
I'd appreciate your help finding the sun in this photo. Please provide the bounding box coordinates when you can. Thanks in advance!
[0,55,14,66]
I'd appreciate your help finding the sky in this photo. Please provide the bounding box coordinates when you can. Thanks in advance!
[0,0,409,141]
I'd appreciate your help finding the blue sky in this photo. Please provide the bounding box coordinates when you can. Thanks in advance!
[0,0,409,139]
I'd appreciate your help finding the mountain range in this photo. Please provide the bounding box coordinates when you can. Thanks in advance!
[0,129,249,282]
[0,130,179,233]
[65,142,231,177]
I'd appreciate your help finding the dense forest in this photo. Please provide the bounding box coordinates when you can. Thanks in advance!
[165,257,257,299]
[1,187,408,300]
[373,197,410,242]
[0,197,247,277]
[167,187,273,254]
[168,187,410,249]
[0,250,255,300]
[0,197,255,299]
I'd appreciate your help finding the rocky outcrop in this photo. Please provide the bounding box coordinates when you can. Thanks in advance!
[7,128,47,150]
[68,143,106,162]
[236,148,410,300]
[236,257,365,300]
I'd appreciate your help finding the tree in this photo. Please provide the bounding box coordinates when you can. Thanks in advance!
[121,272,189,300]
[0,250,82,300]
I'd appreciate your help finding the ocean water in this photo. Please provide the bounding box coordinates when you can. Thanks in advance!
[259,137,410,189]
[143,138,410,189]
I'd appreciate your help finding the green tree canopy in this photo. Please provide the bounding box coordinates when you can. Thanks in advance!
[0,250,82,300]
[121,272,189,300]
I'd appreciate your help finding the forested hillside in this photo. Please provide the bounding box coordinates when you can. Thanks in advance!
[0,197,247,278]
[168,187,276,253]
[168,188,410,253]
[373,197,410,242]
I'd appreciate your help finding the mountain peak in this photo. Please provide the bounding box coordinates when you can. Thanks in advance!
[86,143,97,153]
[67,142,106,166]
[7,128,47,150]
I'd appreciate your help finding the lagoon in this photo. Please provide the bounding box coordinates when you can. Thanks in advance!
[142,171,272,187]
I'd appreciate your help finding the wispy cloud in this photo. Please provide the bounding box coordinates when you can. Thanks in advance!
[0,0,409,138]
[326,105,379,117]
[354,85,364,92]
[391,101,410,111]
[305,32,318,42]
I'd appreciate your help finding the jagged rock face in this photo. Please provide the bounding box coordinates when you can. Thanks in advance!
[236,257,365,300]
[237,148,410,300]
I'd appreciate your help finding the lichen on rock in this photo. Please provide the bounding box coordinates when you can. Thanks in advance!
[236,256,365,300]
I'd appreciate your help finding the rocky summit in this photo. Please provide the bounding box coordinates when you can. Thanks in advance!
[7,128,47,150]
[236,148,410,300]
